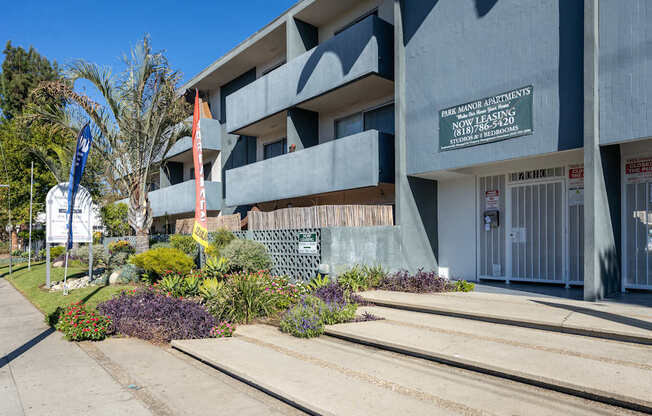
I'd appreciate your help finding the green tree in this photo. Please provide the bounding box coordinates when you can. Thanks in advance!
[27,36,190,252]
[0,41,59,119]
[100,202,131,237]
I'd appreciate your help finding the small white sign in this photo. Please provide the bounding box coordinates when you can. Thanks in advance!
[46,183,93,244]
[298,232,318,254]
[485,190,500,210]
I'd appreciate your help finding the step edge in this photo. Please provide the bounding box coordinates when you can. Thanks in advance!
[324,328,652,414]
[171,340,334,416]
[362,298,652,345]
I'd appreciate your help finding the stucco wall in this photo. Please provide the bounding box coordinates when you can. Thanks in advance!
[599,0,652,145]
[403,0,583,176]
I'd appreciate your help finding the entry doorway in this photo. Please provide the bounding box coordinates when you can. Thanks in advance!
[506,180,564,284]
[624,180,652,290]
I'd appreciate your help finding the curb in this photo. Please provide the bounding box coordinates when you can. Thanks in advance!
[171,340,332,416]
[324,328,652,414]
[363,298,652,346]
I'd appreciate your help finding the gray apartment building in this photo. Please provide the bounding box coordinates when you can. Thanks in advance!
[149,0,651,300]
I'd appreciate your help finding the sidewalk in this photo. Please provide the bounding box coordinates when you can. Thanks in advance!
[1,278,301,416]
[359,290,652,344]
[0,278,152,416]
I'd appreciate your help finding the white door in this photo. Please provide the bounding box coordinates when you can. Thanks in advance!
[625,181,652,289]
[508,181,565,283]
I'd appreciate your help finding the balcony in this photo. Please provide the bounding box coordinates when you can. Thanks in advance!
[166,118,222,159]
[225,15,394,135]
[224,130,394,206]
[144,180,222,217]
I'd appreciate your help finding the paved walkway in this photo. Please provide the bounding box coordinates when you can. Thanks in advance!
[0,278,302,416]
[173,325,644,415]
[359,290,652,343]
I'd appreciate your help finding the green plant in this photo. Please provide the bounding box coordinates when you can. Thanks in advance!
[93,231,102,245]
[108,240,135,255]
[11,249,23,257]
[210,322,235,338]
[362,265,386,288]
[159,273,184,297]
[118,264,141,283]
[169,234,199,260]
[337,265,370,292]
[54,302,113,341]
[453,280,475,292]
[130,247,194,280]
[206,228,235,258]
[71,244,108,265]
[50,245,65,258]
[183,274,201,297]
[203,256,230,279]
[107,251,130,272]
[100,203,130,237]
[200,278,225,302]
[150,242,172,249]
[279,299,325,338]
[307,274,330,292]
[220,239,271,272]
[205,272,275,324]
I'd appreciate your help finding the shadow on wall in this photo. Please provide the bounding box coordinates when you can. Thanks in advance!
[558,0,584,151]
[297,16,376,94]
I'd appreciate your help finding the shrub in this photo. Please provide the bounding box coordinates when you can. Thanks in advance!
[158,273,185,297]
[107,251,130,272]
[11,249,23,257]
[453,280,475,292]
[97,288,215,343]
[93,231,102,245]
[206,228,235,258]
[313,282,366,306]
[306,274,330,292]
[151,242,172,249]
[118,264,141,283]
[279,299,325,338]
[210,322,235,338]
[108,240,135,255]
[337,265,370,292]
[199,278,225,302]
[203,256,230,279]
[55,302,113,341]
[130,247,194,281]
[71,244,108,265]
[377,269,449,293]
[50,245,65,258]
[169,234,199,260]
[362,265,386,288]
[220,239,271,272]
[263,273,306,311]
[279,296,357,338]
[204,271,275,324]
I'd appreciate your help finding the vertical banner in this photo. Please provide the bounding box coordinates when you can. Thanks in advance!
[191,90,209,247]
[66,123,93,249]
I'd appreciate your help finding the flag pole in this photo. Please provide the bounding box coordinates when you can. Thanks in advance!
[28,161,33,271]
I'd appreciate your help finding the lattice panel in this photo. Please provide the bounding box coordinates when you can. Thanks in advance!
[233,229,320,282]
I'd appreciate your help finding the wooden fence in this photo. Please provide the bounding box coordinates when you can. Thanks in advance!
[248,205,393,230]
[175,213,241,234]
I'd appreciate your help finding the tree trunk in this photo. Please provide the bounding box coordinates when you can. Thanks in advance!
[134,230,149,254]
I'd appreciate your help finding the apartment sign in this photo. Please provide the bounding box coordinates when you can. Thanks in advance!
[439,86,533,151]
[298,232,318,254]
[46,183,92,244]
[568,164,584,206]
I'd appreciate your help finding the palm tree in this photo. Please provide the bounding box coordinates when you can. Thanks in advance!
[25,36,190,252]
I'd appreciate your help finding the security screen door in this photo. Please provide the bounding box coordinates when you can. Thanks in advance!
[509,181,564,282]
[625,182,652,289]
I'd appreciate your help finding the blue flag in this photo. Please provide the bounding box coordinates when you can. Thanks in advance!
[66,123,93,250]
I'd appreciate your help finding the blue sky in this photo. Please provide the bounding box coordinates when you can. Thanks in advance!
[0,0,297,90]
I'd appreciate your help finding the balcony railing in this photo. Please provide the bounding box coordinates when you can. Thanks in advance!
[225,130,394,206]
[137,180,222,217]
[225,15,394,134]
[166,118,222,159]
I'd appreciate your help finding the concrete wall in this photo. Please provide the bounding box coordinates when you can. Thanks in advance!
[320,226,403,275]
[317,0,394,42]
[403,0,584,176]
[166,118,222,159]
[225,130,394,206]
[599,0,652,145]
[225,15,394,133]
[437,176,476,281]
[147,180,221,217]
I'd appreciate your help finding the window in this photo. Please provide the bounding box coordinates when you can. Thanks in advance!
[203,162,211,181]
[264,138,287,160]
[335,113,363,139]
[261,60,286,76]
[334,8,378,36]
[334,103,395,139]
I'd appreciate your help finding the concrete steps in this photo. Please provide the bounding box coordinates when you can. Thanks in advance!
[173,325,645,416]
[359,290,652,345]
[325,306,652,414]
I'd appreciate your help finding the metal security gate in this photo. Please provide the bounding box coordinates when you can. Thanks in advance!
[625,181,652,289]
[507,179,564,283]
[478,175,506,279]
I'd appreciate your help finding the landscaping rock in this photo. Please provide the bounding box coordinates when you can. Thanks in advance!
[52,260,64,267]
[49,275,94,292]
[108,270,121,285]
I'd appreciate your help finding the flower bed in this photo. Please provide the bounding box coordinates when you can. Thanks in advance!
[54,302,113,341]
[97,288,215,343]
